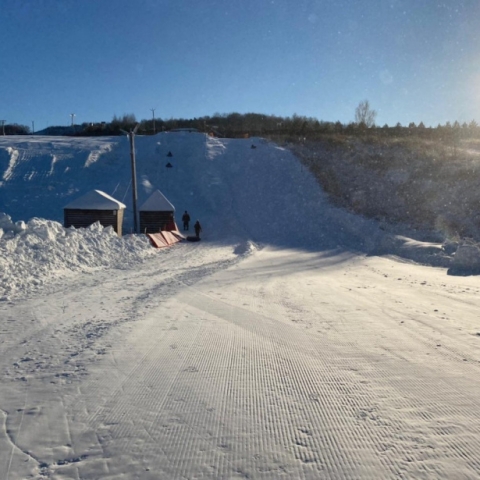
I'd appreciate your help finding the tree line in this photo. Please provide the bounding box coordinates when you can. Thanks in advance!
[4,108,480,141]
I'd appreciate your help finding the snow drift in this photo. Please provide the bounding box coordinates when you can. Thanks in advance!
[0,213,155,299]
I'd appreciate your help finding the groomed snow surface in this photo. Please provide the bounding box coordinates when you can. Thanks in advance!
[1,133,480,479]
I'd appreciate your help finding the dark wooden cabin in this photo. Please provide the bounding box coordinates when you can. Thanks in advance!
[64,190,126,236]
[139,189,176,234]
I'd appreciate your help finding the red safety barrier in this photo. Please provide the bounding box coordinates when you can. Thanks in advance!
[147,228,186,248]
[147,233,170,248]
[160,231,179,245]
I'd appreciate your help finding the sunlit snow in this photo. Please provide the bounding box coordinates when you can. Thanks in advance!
[0,133,480,479]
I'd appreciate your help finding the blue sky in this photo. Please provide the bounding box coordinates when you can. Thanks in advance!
[1,0,479,129]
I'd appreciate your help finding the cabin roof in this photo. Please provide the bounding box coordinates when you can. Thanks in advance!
[64,190,126,210]
[139,189,175,212]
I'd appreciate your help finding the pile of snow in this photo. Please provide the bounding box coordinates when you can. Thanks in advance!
[0,213,156,300]
[233,240,258,256]
[372,233,452,267]
[450,242,480,273]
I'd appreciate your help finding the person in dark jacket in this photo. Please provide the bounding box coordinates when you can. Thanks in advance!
[194,220,202,239]
[182,211,190,231]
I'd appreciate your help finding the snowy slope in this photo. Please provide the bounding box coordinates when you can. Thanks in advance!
[0,133,453,299]
[1,134,480,479]
[0,133,396,248]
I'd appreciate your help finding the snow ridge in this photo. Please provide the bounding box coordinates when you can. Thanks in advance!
[0,213,155,300]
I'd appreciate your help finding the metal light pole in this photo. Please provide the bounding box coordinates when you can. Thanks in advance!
[126,125,140,233]
[32,121,35,134]
[0,120,5,136]
[150,108,156,134]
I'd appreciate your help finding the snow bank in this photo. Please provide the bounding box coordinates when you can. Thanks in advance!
[0,213,156,300]
[233,240,258,256]
[450,243,480,274]
[372,233,452,267]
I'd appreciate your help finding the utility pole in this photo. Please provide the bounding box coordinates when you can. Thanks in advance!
[150,108,156,134]
[70,113,75,127]
[32,121,35,134]
[0,120,5,136]
[126,125,140,233]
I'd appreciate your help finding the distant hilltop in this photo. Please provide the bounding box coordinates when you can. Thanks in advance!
[170,128,198,133]
[35,126,77,136]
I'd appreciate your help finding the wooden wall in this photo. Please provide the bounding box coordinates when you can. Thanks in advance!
[64,209,124,236]
[139,211,173,234]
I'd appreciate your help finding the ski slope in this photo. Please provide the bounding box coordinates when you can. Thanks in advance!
[1,133,480,479]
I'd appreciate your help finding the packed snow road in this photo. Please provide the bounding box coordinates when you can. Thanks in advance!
[1,243,480,479]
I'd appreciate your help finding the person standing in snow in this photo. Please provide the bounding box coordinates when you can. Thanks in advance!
[182,210,191,231]
[194,220,202,239]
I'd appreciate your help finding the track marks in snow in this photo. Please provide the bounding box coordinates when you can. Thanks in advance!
[2,147,19,181]
[176,289,381,478]
[169,257,480,479]
[72,303,212,477]
[0,405,39,480]
[3,243,480,477]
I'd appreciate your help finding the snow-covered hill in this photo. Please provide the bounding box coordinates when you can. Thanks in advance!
[2,134,480,479]
[0,133,370,247]
[0,133,458,299]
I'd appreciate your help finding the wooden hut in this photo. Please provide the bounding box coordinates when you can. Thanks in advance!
[64,190,126,236]
[139,189,176,234]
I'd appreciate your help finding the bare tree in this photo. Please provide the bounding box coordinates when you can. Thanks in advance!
[355,100,377,127]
